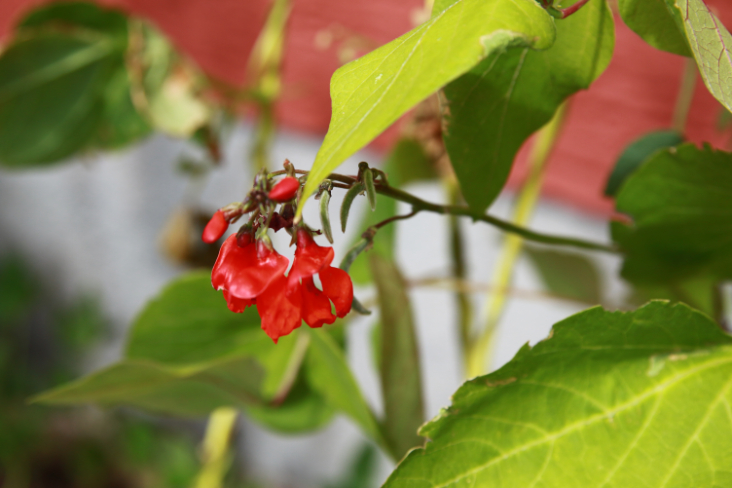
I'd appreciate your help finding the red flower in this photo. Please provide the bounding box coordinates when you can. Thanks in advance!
[268,176,300,202]
[202,210,229,243]
[289,229,353,321]
[212,233,289,300]
[211,228,353,343]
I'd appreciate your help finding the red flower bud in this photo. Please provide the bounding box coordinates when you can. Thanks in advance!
[268,177,300,202]
[202,210,229,243]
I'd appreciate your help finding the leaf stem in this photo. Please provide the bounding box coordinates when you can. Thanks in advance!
[467,102,568,378]
[556,0,591,18]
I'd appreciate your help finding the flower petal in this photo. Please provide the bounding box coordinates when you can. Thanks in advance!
[288,230,334,287]
[211,235,289,299]
[300,276,336,328]
[256,274,303,342]
[320,266,353,318]
[222,290,255,313]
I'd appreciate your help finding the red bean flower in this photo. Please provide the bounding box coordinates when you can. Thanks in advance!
[210,226,353,342]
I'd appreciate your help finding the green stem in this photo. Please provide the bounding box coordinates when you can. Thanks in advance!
[376,184,616,253]
[276,169,615,253]
[466,102,568,378]
[446,179,473,374]
[672,58,697,135]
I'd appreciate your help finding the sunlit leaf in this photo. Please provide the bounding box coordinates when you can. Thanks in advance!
[298,0,555,214]
[384,301,732,487]
[665,0,732,112]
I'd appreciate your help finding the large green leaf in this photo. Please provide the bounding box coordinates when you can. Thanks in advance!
[0,34,117,166]
[384,301,732,487]
[665,0,732,112]
[370,255,424,459]
[306,329,384,446]
[298,0,556,212]
[617,0,690,56]
[613,144,732,284]
[36,272,334,431]
[442,0,614,214]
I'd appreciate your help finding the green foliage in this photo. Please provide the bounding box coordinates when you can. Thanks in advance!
[442,0,614,214]
[665,0,732,112]
[525,246,603,304]
[299,0,556,210]
[604,130,684,197]
[617,0,690,56]
[306,329,383,445]
[384,301,732,487]
[370,255,424,459]
[0,2,153,168]
[36,272,335,432]
[613,144,732,284]
[0,34,117,167]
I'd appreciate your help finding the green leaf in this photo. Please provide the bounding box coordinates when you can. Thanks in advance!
[665,0,732,112]
[19,1,128,41]
[524,246,602,304]
[298,0,556,212]
[305,329,383,446]
[443,0,614,214]
[36,272,334,432]
[617,0,691,56]
[384,301,732,487]
[604,130,683,197]
[0,34,117,167]
[370,255,424,459]
[613,144,732,284]
[126,271,266,365]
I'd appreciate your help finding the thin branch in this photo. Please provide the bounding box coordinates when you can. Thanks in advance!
[556,0,591,18]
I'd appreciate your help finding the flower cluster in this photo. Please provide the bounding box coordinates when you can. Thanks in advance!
[202,171,353,342]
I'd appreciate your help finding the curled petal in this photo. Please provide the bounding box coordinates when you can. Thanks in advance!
[222,290,255,313]
[320,266,353,318]
[300,276,336,328]
[202,210,228,243]
[211,235,289,299]
[288,229,334,287]
[256,274,303,342]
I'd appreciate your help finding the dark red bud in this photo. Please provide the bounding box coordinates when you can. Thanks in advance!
[268,177,300,202]
[202,210,229,243]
